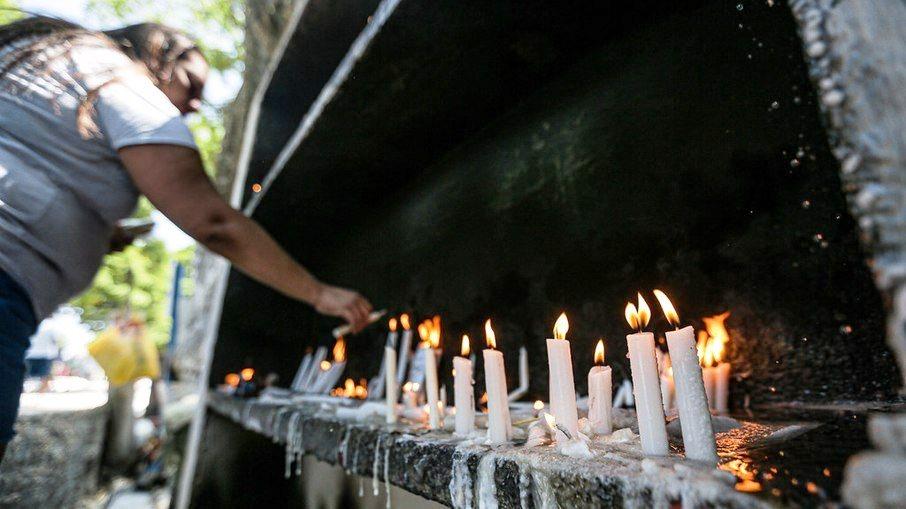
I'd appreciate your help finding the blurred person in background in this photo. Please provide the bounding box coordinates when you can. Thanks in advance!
[0,16,373,463]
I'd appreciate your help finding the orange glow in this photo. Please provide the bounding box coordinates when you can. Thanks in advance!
[461,335,471,357]
[479,392,488,404]
[710,336,725,363]
[240,368,254,382]
[400,313,411,330]
[332,337,346,363]
[225,373,240,388]
[653,289,680,327]
[418,322,430,342]
[251,183,262,193]
[389,317,398,332]
[484,319,496,349]
[697,330,709,363]
[320,360,331,371]
[703,311,731,346]
[594,339,605,365]
[720,459,763,494]
[330,377,368,399]
[553,312,569,340]
[429,316,441,349]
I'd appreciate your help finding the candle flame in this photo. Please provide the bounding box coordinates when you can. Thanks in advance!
[418,322,430,341]
[484,319,496,349]
[321,360,331,371]
[553,312,569,340]
[389,317,398,332]
[240,368,254,382]
[594,339,605,365]
[400,313,411,330]
[703,311,731,346]
[637,293,651,328]
[429,316,441,349]
[330,377,369,399]
[697,330,709,363]
[411,382,420,392]
[332,337,346,362]
[479,392,488,404]
[625,293,651,331]
[710,336,725,364]
[533,400,545,411]
[461,335,471,357]
[225,373,240,388]
[625,302,639,330]
[653,289,680,327]
[403,381,412,392]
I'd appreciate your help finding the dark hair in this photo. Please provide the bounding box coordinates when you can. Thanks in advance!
[0,16,201,137]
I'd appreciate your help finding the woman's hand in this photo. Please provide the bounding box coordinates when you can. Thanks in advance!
[313,284,374,333]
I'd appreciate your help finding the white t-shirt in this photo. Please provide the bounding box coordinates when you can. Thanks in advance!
[0,36,197,319]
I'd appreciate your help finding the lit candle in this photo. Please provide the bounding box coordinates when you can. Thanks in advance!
[587,339,613,435]
[403,382,420,409]
[300,346,327,391]
[482,319,512,444]
[424,316,443,429]
[625,294,669,456]
[546,312,579,439]
[532,400,545,417]
[453,335,475,436]
[385,345,398,423]
[396,314,413,384]
[657,349,675,414]
[369,318,399,400]
[316,337,347,394]
[654,290,718,464]
[703,312,732,414]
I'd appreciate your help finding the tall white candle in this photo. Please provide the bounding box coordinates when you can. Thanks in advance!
[396,314,413,384]
[546,312,579,439]
[660,368,675,414]
[714,362,731,414]
[483,319,511,444]
[702,365,716,409]
[368,318,399,400]
[385,346,398,423]
[424,346,441,429]
[625,295,669,456]
[655,290,717,464]
[453,335,475,436]
[587,340,612,435]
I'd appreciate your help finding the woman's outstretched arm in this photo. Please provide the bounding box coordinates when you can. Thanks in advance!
[119,143,373,331]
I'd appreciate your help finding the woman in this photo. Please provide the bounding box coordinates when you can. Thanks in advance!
[0,17,373,461]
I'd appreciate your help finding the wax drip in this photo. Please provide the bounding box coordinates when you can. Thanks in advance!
[340,427,351,470]
[383,438,392,509]
[449,448,474,509]
[476,453,498,509]
[358,477,364,498]
[372,435,384,496]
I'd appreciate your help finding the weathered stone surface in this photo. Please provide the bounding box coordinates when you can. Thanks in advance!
[0,394,107,507]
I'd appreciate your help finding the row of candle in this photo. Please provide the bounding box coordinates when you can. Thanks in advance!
[373,290,727,464]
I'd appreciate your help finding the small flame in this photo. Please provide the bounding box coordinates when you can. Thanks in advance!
[403,381,413,392]
[332,337,346,363]
[429,316,441,349]
[240,368,254,382]
[418,322,430,341]
[594,339,605,365]
[653,289,680,327]
[320,360,331,371]
[637,293,651,328]
[345,378,355,393]
[461,335,471,357]
[479,392,488,404]
[553,312,569,340]
[533,400,545,411]
[411,382,420,392]
[697,330,709,363]
[484,319,496,349]
[710,336,725,364]
[625,302,639,330]
[225,373,240,388]
[400,313,411,330]
[331,377,369,399]
[703,311,731,346]
[389,317,398,332]
[543,412,557,430]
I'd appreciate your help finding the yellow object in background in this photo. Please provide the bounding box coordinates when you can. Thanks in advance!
[88,318,160,386]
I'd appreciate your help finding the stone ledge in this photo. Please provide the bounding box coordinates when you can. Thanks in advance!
[208,392,778,508]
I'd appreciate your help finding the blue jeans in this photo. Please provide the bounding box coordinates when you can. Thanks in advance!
[0,269,37,443]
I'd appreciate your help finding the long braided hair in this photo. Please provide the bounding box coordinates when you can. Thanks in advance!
[0,15,200,137]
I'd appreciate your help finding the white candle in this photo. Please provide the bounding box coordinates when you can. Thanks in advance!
[588,339,612,435]
[702,365,716,409]
[625,295,669,456]
[546,312,579,439]
[403,382,420,409]
[368,319,399,399]
[396,314,413,384]
[714,362,731,414]
[425,348,441,429]
[660,369,675,414]
[453,336,475,436]
[655,290,717,464]
[483,319,511,444]
[385,346,398,423]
